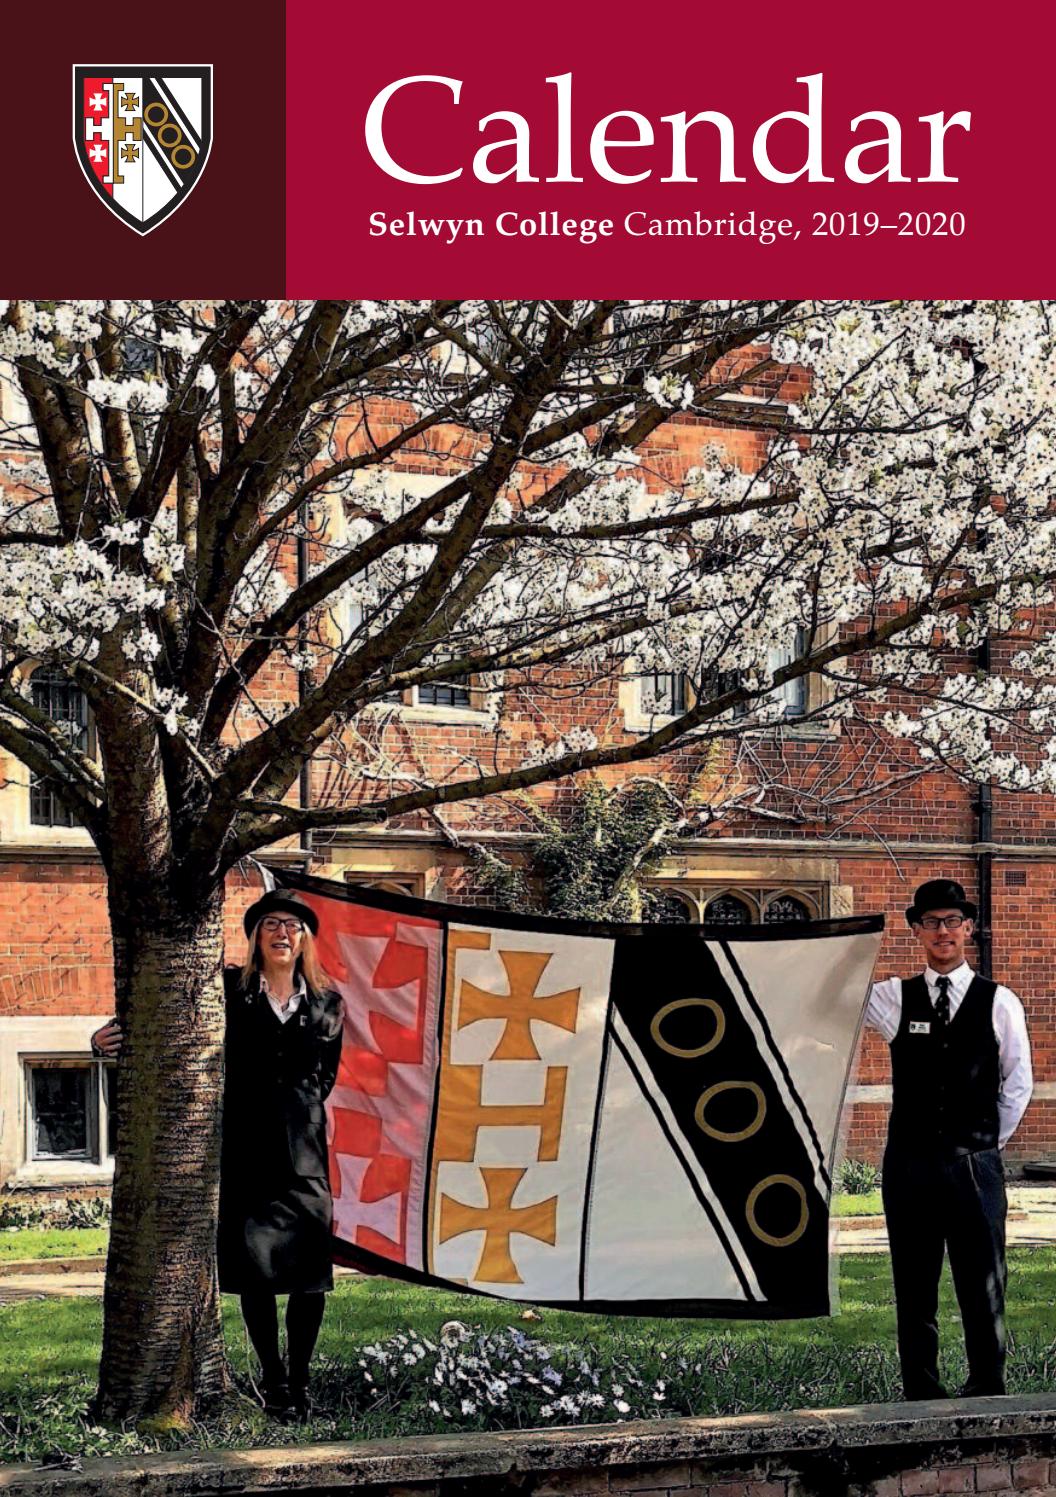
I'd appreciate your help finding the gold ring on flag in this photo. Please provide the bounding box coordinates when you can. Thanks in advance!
[745,1174,809,1247]
[650,997,725,1058]
[693,1079,766,1141]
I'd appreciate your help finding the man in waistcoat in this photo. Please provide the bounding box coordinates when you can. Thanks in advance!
[865,878,1032,1400]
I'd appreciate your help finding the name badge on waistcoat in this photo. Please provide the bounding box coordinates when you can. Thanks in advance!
[908,1020,931,1034]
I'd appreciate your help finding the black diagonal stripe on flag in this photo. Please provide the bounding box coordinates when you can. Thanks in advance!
[141,76,206,191]
[610,931,830,1313]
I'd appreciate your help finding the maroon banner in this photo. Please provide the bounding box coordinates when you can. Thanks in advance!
[0,0,1051,293]
[286,0,1051,296]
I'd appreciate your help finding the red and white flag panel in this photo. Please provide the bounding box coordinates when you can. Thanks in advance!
[281,873,882,1319]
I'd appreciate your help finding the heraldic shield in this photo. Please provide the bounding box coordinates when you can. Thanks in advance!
[73,65,212,234]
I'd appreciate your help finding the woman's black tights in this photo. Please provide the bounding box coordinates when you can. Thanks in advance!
[240,1290,326,1391]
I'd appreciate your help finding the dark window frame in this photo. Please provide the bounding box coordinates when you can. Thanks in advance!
[416,679,472,709]
[28,667,93,828]
[645,671,689,716]
[24,1057,115,1165]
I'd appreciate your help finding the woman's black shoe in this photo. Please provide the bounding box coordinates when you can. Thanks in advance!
[260,1381,292,1417]
[288,1384,312,1422]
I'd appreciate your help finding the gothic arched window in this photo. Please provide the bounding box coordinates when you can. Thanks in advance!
[763,893,813,923]
[703,893,754,925]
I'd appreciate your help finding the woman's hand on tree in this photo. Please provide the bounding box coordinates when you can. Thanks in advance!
[91,1019,124,1058]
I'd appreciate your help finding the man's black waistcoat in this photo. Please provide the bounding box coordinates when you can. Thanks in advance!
[887,972,1000,1157]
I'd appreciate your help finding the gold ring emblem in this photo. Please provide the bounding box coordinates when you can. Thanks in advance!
[693,1080,766,1142]
[745,1174,809,1247]
[649,998,725,1059]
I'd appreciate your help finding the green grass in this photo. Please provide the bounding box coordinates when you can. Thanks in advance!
[3,1251,1056,1461]
[831,1191,883,1217]
[0,1229,108,1263]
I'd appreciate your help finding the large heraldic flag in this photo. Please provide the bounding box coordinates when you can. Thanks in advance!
[275,870,882,1319]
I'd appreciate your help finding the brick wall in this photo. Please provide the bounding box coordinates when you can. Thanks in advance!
[0,859,271,1021]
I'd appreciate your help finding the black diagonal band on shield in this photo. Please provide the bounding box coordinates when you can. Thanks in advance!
[141,76,206,192]
[609,931,830,1310]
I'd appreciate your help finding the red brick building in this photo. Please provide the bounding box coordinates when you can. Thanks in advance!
[1,373,1052,1194]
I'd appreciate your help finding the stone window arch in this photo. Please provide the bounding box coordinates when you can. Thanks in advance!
[762,890,817,923]
[703,891,757,925]
[644,888,695,924]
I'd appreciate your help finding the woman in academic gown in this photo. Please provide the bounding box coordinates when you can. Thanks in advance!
[93,888,344,1420]
[218,889,344,1417]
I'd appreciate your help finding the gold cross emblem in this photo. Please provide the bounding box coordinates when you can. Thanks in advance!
[439,1166,557,1283]
[458,948,580,1060]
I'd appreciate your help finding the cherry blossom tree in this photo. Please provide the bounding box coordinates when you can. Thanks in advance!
[1,298,1054,1425]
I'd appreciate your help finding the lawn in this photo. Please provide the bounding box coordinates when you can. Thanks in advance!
[830,1191,883,1217]
[0,1229,108,1263]
[3,1250,1056,1462]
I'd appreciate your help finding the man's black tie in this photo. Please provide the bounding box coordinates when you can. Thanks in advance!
[934,974,951,1029]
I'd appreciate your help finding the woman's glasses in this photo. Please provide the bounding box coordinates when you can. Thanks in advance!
[260,917,305,934]
[918,915,966,931]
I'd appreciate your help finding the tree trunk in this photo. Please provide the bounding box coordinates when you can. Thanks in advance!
[94,884,230,1427]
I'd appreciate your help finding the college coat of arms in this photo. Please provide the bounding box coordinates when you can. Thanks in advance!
[73,65,212,233]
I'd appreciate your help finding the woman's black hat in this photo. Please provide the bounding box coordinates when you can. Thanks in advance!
[243,889,319,937]
[904,877,977,927]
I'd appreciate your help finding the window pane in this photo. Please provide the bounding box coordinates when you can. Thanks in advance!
[704,894,753,925]
[346,876,424,898]
[645,672,688,716]
[764,895,812,923]
[770,627,809,719]
[418,681,471,708]
[700,666,748,719]
[104,1064,118,1157]
[31,1067,90,1159]
[29,669,90,827]
[644,890,694,924]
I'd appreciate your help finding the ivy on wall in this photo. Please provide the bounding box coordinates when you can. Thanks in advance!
[468,778,689,922]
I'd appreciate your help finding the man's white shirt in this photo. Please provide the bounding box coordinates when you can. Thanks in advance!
[865,961,1033,1148]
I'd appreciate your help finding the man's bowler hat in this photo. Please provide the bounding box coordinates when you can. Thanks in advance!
[904,877,977,927]
[243,889,319,937]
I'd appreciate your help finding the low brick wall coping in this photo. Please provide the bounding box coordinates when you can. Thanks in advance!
[2,1394,1056,1496]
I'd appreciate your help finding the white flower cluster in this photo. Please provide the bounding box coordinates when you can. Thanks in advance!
[345,1325,687,1429]
[520,728,599,770]
[643,372,696,410]
[229,547,292,626]
[0,302,104,369]
[0,539,167,661]
[86,377,169,412]
[3,299,1056,795]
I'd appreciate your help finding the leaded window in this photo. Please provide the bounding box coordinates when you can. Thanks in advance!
[646,671,689,716]
[29,668,90,827]
[418,680,471,708]
[703,893,754,925]
[763,894,812,923]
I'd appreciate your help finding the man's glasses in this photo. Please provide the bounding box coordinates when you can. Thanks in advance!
[918,915,967,931]
[260,917,305,934]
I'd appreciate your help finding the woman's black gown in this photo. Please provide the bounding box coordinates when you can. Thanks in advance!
[217,967,344,1295]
